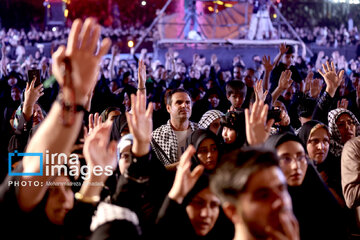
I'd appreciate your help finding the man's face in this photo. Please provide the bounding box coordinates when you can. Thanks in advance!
[233,67,242,80]
[45,176,74,225]
[306,128,330,165]
[236,167,293,239]
[282,53,294,67]
[227,92,245,109]
[186,187,220,236]
[336,113,357,144]
[166,92,192,122]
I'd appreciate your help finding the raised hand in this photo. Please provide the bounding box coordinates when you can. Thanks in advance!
[233,55,240,66]
[310,78,322,99]
[357,84,360,100]
[304,71,313,93]
[168,146,204,204]
[23,79,44,120]
[211,54,218,66]
[111,45,118,56]
[245,100,274,146]
[278,70,293,90]
[337,98,348,109]
[138,59,146,89]
[125,91,153,156]
[262,55,274,73]
[318,61,344,97]
[83,121,117,179]
[254,79,268,102]
[88,112,102,134]
[279,43,289,55]
[275,109,290,127]
[52,18,111,105]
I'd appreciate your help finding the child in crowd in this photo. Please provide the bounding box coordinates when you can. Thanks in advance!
[225,80,247,111]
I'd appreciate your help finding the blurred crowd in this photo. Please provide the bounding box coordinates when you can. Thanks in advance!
[1,17,360,240]
[294,24,360,47]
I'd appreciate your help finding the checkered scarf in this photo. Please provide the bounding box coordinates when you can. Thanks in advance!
[151,120,198,166]
[328,108,360,157]
[198,110,224,129]
[90,202,140,234]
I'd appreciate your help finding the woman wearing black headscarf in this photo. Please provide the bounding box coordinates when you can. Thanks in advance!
[155,146,234,240]
[297,120,346,206]
[265,132,347,240]
[186,129,221,172]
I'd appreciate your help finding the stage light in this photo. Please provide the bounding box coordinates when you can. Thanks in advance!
[52,27,57,32]
[273,13,277,18]
[141,1,146,6]
[208,6,214,12]
[224,3,233,7]
[64,9,69,18]
[216,1,224,5]
[47,4,51,8]
[128,40,134,48]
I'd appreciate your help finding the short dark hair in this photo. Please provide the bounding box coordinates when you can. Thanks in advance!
[156,64,165,70]
[234,63,245,70]
[226,80,247,97]
[285,45,295,55]
[166,88,191,106]
[210,148,279,204]
[352,72,360,78]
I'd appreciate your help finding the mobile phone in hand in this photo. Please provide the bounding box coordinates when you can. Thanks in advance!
[27,69,41,87]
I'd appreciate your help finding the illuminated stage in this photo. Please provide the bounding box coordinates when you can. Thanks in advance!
[154,39,302,69]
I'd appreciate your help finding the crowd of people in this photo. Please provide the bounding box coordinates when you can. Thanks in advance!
[1,16,360,240]
[293,24,360,47]
[0,22,154,63]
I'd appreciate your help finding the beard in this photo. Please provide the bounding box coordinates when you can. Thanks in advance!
[241,209,283,240]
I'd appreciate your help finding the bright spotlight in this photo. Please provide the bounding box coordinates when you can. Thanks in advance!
[141,1,146,6]
[128,40,134,48]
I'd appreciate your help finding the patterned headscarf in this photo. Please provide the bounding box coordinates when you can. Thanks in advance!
[328,108,360,157]
[198,110,224,129]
